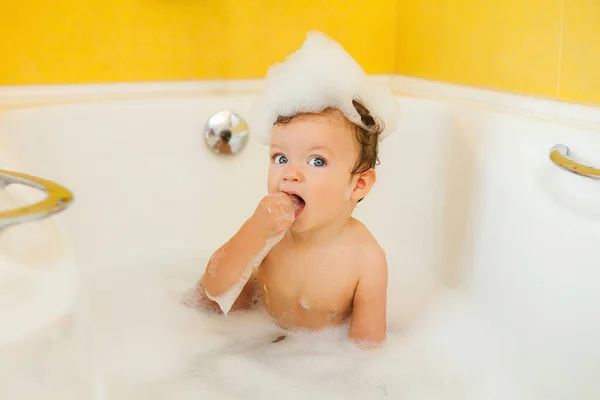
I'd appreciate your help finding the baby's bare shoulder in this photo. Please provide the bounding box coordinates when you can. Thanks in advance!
[343,218,386,272]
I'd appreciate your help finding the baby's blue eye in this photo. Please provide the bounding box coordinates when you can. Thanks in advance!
[274,154,288,164]
[308,156,326,167]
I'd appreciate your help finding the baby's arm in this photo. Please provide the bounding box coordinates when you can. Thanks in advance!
[201,192,295,314]
[348,249,388,347]
[195,271,259,313]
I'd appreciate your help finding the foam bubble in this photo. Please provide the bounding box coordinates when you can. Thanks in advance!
[249,31,400,146]
[280,311,294,327]
[298,295,311,310]
[344,186,352,201]
[206,247,225,278]
[3,250,555,400]
[9,243,597,399]
[275,212,294,223]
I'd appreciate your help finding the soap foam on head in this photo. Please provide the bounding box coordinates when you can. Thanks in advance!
[249,31,400,146]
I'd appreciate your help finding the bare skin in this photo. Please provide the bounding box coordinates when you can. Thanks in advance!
[199,109,388,347]
[259,217,387,339]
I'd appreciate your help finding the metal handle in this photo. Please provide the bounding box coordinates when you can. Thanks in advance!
[549,144,600,180]
[0,169,74,231]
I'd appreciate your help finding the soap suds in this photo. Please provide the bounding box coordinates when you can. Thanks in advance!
[206,247,224,278]
[14,247,596,400]
[326,311,339,322]
[344,187,352,201]
[249,31,400,146]
[298,295,311,310]
[275,211,294,224]
[279,311,294,327]
[248,278,261,306]
[205,232,285,316]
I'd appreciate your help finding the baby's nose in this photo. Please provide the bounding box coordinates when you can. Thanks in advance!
[282,166,303,182]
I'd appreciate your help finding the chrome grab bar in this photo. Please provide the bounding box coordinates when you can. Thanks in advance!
[549,144,600,180]
[0,169,74,231]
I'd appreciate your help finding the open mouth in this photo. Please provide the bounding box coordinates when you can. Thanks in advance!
[288,194,306,217]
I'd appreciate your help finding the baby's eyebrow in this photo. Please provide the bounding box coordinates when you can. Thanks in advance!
[309,146,335,158]
[308,145,335,156]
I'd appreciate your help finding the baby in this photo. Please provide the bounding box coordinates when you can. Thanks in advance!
[195,32,399,348]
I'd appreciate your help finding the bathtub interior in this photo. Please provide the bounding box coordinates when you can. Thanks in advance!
[0,89,599,399]
[453,110,600,398]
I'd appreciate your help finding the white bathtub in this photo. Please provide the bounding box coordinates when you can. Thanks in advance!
[0,77,599,399]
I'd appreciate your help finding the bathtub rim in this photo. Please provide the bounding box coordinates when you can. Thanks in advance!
[0,74,599,133]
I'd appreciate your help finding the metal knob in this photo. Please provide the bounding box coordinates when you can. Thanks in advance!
[204,110,249,155]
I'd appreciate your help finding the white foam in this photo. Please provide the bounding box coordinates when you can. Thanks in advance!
[344,186,352,201]
[205,232,285,316]
[298,295,311,310]
[206,246,224,278]
[249,31,400,145]
[89,257,533,399]
[11,248,594,399]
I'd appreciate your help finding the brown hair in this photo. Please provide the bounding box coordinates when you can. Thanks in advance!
[274,98,384,176]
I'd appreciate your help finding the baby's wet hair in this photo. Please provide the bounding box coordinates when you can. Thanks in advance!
[350,98,384,175]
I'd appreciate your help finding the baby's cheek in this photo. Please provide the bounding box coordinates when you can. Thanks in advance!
[314,179,344,204]
[266,171,279,194]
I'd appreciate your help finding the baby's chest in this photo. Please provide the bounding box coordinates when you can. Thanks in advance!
[258,253,358,313]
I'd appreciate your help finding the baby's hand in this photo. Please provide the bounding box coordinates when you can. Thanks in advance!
[250,192,296,238]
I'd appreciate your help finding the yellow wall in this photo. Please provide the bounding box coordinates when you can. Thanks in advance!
[559,0,600,105]
[0,0,397,85]
[395,0,600,106]
[1,0,599,106]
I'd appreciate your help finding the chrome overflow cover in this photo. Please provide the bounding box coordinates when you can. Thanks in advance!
[204,110,249,155]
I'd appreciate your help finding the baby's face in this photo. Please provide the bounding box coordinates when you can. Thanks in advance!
[267,109,359,233]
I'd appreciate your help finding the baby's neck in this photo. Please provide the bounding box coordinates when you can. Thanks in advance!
[287,216,352,247]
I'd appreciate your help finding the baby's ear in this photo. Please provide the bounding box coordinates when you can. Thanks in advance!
[351,168,377,202]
